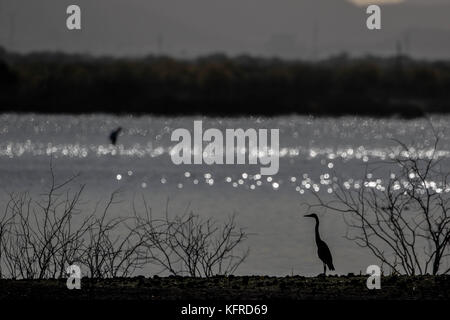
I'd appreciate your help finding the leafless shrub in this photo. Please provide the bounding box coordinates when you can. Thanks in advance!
[0,165,249,279]
[0,198,17,278]
[81,192,148,278]
[309,135,450,275]
[0,166,146,279]
[0,169,91,279]
[135,200,249,277]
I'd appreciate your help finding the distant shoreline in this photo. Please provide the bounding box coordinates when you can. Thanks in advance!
[0,110,437,119]
[1,49,449,118]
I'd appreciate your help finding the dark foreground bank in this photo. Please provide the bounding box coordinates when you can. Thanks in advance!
[0,275,449,300]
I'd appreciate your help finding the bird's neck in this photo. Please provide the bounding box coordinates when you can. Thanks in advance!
[314,217,321,243]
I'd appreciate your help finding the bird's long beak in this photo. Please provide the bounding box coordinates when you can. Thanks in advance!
[304,214,313,217]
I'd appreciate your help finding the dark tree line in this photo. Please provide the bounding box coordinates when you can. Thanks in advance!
[1,47,450,116]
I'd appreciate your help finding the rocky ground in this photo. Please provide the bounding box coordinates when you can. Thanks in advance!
[0,275,449,300]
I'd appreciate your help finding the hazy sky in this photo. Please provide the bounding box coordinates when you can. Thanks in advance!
[349,0,448,4]
[0,0,449,59]
[347,0,404,5]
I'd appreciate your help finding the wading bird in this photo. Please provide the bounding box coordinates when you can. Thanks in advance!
[109,127,122,145]
[304,213,335,275]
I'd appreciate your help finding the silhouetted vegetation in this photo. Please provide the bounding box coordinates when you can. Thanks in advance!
[0,164,249,279]
[134,201,249,277]
[309,134,450,275]
[1,47,450,117]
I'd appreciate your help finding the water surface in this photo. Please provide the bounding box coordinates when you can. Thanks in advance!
[1,114,448,276]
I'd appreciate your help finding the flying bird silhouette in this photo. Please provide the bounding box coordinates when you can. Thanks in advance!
[304,213,335,275]
[109,127,122,145]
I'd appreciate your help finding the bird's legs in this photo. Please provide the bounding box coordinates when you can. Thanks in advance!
[323,263,326,276]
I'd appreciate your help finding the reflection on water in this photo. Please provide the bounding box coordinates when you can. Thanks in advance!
[0,113,449,276]
[1,139,448,161]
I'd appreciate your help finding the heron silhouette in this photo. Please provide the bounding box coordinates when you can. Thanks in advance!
[304,213,335,275]
[109,127,122,145]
